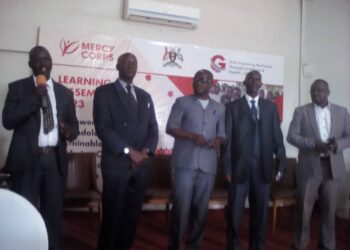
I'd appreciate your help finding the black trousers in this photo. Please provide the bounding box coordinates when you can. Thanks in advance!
[227,160,270,250]
[10,150,63,250]
[98,161,150,250]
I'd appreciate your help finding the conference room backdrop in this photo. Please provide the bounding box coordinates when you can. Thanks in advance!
[40,26,284,159]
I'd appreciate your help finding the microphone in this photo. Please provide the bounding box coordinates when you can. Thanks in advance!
[36,74,49,108]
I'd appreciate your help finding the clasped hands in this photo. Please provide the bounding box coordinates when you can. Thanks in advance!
[190,133,222,154]
[313,138,337,154]
[129,148,150,170]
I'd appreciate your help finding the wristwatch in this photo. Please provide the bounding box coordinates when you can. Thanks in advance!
[124,147,130,155]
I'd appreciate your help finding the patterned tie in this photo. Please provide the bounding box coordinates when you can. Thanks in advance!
[43,92,54,134]
[251,100,258,122]
[126,85,138,121]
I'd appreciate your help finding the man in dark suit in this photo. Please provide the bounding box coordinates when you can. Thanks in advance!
[2,45,79,250]
[288,79,350,250]
[93,52,158,250]
[222,70,287,250]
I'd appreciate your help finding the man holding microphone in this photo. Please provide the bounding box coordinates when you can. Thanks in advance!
[2,45,79,250]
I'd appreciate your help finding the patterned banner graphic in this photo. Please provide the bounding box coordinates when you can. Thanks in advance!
[39,27,284,156]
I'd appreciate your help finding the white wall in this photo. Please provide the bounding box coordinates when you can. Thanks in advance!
[0,0,302,165]
[301,0,350,170]
[301,0,350,110]
[301,0,350,217]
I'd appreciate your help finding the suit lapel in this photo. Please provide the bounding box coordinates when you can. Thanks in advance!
[114,80,134,115]
[134,87,145,120]
[191,95,205,110]
[329,103,335,138]
[258,99,266,124]
[53,81,62,124]
[240,97,255,123]
[307,104,321,140]
[26,77,41,127]
[207,99,216,113]
[115,80,143,122]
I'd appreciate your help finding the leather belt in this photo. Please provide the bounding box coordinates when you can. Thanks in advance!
[38,146,57,155]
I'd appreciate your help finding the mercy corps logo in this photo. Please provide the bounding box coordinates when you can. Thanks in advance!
[60,39,115,61]
[210,54,226,73]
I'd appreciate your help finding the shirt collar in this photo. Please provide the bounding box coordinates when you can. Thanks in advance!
[314,103,330,111]
[119,79,134,90]
[197,97,210,103]
[245,94,259,105]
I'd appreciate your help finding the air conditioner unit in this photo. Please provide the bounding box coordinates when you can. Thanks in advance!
[123,0,200,29]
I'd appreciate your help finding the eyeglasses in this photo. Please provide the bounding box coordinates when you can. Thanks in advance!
[194,78,212,84]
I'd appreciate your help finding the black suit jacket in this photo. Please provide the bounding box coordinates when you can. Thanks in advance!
[2,76,79,178]
[93,80,158,170]
[222,97,286,184]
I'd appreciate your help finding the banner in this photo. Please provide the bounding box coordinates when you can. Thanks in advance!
[39,27,284,156]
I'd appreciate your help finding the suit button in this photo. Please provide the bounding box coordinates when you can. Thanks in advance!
[123,123,127,127]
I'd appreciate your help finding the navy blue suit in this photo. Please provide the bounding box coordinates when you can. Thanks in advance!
[93,80,158,250]
[223,96,286,250]
[2,76,79,250]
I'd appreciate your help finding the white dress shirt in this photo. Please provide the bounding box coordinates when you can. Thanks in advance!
[245,94,260,119]
[314,103,331,143]
[34,76,59,147]
[119,79,137,102]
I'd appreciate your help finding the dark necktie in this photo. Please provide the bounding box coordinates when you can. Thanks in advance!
[43,92,54,134]
[251,100,258,122]
[251,100,261,159]
[126,85,138,121]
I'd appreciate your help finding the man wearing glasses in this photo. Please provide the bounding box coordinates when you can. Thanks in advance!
[166,69,225,250]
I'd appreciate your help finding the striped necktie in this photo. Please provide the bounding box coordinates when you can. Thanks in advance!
[126,85,138,121]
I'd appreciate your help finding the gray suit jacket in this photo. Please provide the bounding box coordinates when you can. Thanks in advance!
[287,102,350,180]
[166,96,225,174]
